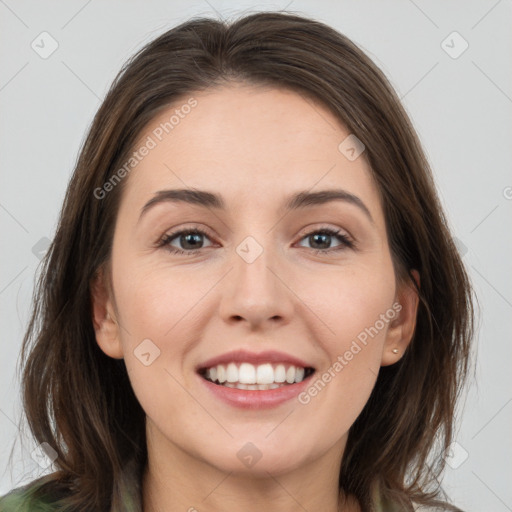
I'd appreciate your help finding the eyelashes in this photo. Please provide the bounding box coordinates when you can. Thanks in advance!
[158,226,214,256]
[157,225,356,257]
[295,227,355,255]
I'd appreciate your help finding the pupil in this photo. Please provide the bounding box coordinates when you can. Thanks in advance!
[311,233,330,249]
[182,233,202,249]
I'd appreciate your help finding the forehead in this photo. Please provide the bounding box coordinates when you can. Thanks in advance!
[122,84,381,219]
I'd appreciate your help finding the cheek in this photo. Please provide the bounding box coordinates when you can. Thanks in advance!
[114,268,201,426]
[111,257,220,402]
[303,261,396,350]
[294,261,396,422]
[112,252,208,341]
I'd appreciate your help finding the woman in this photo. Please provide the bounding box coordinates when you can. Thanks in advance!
[0,11,474,512]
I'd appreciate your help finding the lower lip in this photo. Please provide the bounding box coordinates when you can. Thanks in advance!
[197,372,315,410]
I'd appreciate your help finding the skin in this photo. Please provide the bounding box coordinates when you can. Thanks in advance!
[91,83,419,512]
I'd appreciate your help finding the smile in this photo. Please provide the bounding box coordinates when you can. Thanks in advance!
[199,362,315,390]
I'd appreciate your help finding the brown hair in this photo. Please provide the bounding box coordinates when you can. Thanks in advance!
[3,10,475,512]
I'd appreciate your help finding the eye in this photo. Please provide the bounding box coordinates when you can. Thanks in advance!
[158,226,214,256]
[157,225,355,257]
[296,227,355,254]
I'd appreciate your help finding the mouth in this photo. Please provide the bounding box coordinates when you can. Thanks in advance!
[197,362,316,391]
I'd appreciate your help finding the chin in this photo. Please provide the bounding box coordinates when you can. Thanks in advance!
[202,438,310,477]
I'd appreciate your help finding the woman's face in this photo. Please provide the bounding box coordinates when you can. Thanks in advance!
[93,83,418,477]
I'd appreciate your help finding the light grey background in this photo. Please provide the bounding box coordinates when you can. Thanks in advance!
[1,1,511,510]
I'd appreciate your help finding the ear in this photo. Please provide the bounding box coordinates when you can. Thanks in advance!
[90,266,124,359]
[381,269,420,366]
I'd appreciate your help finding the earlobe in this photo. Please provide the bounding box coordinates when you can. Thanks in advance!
[381,269,420,366]
[90,267,124,359]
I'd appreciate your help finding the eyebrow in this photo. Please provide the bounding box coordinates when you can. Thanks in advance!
[138,188,374,224]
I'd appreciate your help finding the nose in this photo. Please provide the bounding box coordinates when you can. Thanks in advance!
[218,238,294,329]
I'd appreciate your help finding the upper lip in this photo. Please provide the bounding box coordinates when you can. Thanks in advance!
[196,349,314,372]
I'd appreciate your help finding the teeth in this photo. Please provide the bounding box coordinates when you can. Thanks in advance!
[239,362,256,384]
[222,382,282,390]
[203,362,311,386]
[256,363,274,384]
[274,364,286,383]
[226,363,238,383]
[295,367,305,383]
[286,366,295,383]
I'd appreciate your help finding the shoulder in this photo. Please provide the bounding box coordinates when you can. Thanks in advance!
[412,504,463,512]
[0,490,47,512]
[0,479,65,512]
[369,479,463,512]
